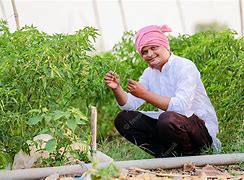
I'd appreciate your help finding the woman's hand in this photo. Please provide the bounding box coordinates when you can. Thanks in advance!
[104,71,120,90]
[127,79,148,98]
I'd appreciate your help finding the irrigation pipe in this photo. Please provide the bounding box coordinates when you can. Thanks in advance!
[112,153,244,169]
[1,153,243,180]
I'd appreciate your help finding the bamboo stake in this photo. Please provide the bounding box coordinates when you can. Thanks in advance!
[90,106,97,159]
[240,0,244,36]
[118,0,127,32]
[11,0,20,29]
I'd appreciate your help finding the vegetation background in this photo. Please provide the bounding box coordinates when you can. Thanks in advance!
[0,20,243,168]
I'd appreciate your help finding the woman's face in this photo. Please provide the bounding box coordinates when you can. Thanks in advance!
[141,45,170,70]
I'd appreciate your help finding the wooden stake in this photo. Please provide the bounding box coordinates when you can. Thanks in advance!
[11,0,20,29]
[90,106,97,159]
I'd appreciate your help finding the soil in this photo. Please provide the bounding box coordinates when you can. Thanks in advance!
[117,164,244,180]
[52,163,244,180]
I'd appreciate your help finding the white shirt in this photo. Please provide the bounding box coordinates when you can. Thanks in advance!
[119,54,221,152]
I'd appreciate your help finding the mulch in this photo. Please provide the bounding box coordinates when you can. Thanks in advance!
[117,164,244,180]
[47,163,244,179]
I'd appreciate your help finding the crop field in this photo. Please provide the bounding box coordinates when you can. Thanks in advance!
[0,20,243,178]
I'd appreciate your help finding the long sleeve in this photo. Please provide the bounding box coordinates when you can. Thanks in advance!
[167,63,200,117]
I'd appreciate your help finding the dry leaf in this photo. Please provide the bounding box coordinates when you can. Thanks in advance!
[183,162,196,172]
[196,164,230,177]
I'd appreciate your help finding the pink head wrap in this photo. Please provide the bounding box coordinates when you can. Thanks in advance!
[135,25,172,54]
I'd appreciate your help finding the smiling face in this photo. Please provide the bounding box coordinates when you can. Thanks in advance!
[141,45,170,70]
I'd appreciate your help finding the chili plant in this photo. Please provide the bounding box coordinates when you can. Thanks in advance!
[0,20,99,168]
[27,107,89,166]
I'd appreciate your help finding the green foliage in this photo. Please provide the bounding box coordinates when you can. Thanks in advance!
[0,151,11,169]
[0,23,98,112]
[169,30,244,153]
[0,18,243,169]
[0,21,99,168]
[195,21,228,33]
[0,112,30,168]
[88,163,119,180]
[26,107,88,166]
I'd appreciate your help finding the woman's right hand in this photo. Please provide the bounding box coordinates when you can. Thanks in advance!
[104,71,120,90]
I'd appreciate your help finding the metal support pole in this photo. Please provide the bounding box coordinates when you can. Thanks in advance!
[118,0,127,32]
[240,0,244,36]
[92,0,105,51]
[176,0,186,34]
[11,0,20,29]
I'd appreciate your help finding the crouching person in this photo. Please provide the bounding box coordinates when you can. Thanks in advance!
[104,24,221,158]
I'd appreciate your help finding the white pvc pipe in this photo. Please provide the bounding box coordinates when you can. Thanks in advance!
[111,153,244,170]
[0,163,92,180]
[1,153,244,180]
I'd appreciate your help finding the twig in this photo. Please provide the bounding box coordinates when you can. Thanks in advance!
[130,167,191,177]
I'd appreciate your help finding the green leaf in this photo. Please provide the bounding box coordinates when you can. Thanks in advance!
[67,118,77,131]
[75,115,86,125]
[53,110,65,120]
[42,107,48,113]
[38,128,49,134]
[28,109,41,113]
[64,111,71,119]
[45,115,52,122]
[42,78,47,89]
[45,139,57,152]
[56,130,64,139]
[79,113,88,121]
[27,116,42,125]
[70,108,88,121]
[76,119,86,125]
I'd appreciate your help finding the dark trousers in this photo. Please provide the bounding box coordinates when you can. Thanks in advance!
[114,110,212,157]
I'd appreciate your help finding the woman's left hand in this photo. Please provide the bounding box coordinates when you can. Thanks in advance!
[127,79,148,98]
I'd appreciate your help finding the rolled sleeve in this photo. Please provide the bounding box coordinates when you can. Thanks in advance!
[118,93,145,111]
